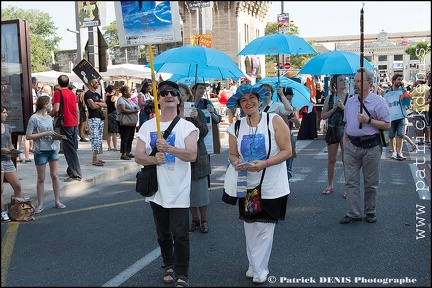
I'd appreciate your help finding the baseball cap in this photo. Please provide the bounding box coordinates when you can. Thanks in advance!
[158,80,179,90]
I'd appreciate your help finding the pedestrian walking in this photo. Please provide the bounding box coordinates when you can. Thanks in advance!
[341,68,390,224]
[135,80,198,287]
[224,84,292,284]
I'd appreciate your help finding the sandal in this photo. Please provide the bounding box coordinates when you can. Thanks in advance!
[189,220,200,232]
[162,266,175,284]
[410,144,418,152]
[175,275,189,287]
[321,187,333,195]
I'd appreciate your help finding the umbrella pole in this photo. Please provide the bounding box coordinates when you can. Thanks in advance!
[276,54,280,82]
[359,4,364,129]
[148,44,162,139]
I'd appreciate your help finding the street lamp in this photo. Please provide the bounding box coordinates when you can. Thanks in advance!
[67,28,81,65]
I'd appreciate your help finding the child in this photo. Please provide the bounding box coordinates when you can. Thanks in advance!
[26,96,66,213]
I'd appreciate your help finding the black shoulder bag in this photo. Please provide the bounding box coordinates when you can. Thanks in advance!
[54,90,64,129]
[359,98,389,147]
[136,116,180,197]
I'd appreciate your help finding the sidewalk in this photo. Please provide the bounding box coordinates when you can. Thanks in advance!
[8,139,141,201]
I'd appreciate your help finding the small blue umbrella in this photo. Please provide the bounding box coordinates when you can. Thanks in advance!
[146,46,245,81]
[299,50,375,75]
[254,76,311,109]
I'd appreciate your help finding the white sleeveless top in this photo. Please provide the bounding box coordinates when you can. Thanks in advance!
[226,112,290,199]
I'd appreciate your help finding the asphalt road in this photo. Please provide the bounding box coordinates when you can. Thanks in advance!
[1,135,430,287]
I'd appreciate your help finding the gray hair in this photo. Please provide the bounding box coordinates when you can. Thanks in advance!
[357,68,374,82]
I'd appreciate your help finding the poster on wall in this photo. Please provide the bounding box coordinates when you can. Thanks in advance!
[114,1,182,47]
[190,34,212,48]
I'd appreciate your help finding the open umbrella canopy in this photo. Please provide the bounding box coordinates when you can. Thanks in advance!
[146,46,245,80]
[238,33,318,56]
[299,50,375,75]
[254,76,311,109]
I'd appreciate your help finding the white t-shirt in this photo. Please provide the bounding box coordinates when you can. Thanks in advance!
[137,118,199,208]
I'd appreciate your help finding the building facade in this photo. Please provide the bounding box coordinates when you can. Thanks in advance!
[57,2,430,84]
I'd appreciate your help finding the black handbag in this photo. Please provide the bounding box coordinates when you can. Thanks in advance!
[325,126,341,145]
[54,91,64,129]
[136,116,180,197]
[360,100,389,147]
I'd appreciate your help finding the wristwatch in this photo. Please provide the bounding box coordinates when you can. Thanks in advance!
[367,117,372,124]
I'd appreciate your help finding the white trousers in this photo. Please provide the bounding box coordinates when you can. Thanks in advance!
[244,221,275,280]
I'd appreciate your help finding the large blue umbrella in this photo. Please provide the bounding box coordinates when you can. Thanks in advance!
[238,33,317,80]
[146,46,245,81]
[299,50,375,75]
[238,33,318,56]
[254,76,311,109]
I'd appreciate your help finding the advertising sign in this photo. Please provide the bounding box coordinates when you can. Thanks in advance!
[277,13,290,34]
[73,59,102,87]
[114,1,182,47]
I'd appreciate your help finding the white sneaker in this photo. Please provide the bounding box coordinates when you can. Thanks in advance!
[246,268,253,278]
[253,275,268,284]
[1,211,10,222]
[391,152,397,159]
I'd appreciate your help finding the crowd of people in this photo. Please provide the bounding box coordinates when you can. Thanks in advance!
[1,69,430,287]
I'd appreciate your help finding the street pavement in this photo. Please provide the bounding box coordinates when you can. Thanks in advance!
[2,101,431,287]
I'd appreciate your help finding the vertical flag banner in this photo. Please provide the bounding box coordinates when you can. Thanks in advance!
[78,1,104,27]
[277,13,290,34]
[114,1,182,47]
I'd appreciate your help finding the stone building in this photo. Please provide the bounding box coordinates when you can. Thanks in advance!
[57,2,430,83]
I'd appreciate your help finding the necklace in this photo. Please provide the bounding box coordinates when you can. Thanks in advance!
[247,114,262,155]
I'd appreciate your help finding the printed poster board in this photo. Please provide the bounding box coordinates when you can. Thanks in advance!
[114,1,182,47]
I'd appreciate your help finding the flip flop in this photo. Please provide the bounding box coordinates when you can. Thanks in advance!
[34,207,44,214]
[410,144,418,152]
[55,204,66,209]
[321,187,334,195]
[92,162,104,166]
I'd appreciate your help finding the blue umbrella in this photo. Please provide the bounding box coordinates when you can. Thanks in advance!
[238,33,318,56]
[238,33,317,81]
[146,46,245,81]
[299,50,375,75]
[254,76,312,109]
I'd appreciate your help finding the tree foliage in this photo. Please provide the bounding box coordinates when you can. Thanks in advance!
[1,6,61,72]
[263,22,315,68]
[405,41,430,61]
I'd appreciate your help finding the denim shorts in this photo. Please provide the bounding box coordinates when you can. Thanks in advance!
[389,118,406,138]
[1,160,17,173]
[34,150,59,165]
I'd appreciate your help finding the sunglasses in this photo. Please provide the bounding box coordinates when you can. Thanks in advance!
[160,90,180,97]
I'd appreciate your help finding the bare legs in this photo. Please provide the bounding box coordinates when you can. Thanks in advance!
[1,171,23,210]
[107,132,118,150]
[35,161,63,210]
[323,140,344,195]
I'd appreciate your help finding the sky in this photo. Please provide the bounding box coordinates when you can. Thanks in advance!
[2,1,430,51]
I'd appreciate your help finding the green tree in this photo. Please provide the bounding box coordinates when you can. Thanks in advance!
[263,22,315,68]
[1,6,61,72]
[102,20,147,63]
[405,41,430,72]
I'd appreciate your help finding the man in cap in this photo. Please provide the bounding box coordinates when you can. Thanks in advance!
[135,80,198,287]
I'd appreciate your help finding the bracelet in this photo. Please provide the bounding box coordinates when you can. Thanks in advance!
[265,159,270,167]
